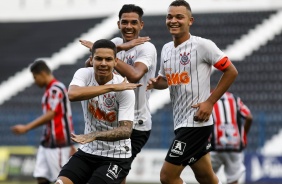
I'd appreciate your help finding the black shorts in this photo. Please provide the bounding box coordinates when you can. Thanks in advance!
[58,149,131,184]
[165,126,212,166]
[131,129,151,160]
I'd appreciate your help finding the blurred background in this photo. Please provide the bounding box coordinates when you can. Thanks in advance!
[0,0,282,183]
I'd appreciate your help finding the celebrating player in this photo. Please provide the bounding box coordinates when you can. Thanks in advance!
[147,0,238,183]
[80,4,157,184]
[55,39,140,184]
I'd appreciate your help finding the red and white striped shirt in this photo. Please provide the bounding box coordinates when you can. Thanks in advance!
[211,92,251,151]
[41,79,74,148]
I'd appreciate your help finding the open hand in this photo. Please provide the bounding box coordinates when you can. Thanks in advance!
[79,39,94,50]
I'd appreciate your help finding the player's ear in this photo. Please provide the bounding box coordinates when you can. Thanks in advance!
[114,58,118,67]
[189,17,194,26]
[89,57,93,67]
[117,21,121,29]
[140,20,144,30]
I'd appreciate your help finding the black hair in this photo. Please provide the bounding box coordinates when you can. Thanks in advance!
[30,60,51,74]
[118,4,144,20]
[170,0,192,13]
[91,39,117,57]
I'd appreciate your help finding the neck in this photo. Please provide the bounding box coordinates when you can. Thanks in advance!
[173,33,190,47]
[95,74,113,85]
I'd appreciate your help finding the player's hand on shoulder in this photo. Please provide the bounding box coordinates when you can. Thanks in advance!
[71,133,95,144]
[121,36,150,51]
[11,124,28,135]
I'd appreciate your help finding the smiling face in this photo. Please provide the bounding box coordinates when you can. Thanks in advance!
[166,5,194,44]
[117,12,144,42]
[91,48,117,84]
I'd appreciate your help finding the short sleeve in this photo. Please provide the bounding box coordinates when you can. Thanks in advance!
[201,39,226,66]
[116,89,135,121]
[69,68,92,87]
[237,97,251,118]
[134,42,157,70]
[158,44,167,78]
[47,86,63,112]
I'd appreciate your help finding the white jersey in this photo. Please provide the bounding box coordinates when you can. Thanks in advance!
[159,34,226,130]
[111,37,157,131]
[69,67,135,158]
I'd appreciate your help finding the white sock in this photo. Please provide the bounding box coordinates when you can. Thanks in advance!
[218,180,222,184]
[183,182,187,184]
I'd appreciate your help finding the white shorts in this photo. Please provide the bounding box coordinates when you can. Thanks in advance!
[33,145,72,182]
[211,151,245,184]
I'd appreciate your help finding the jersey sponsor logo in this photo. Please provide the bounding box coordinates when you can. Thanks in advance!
[166,71,190,86]
[103,94,115,108]
[180,52,191,65]
[106,163,122,180]
[164,68,172,72]
[88,100,117,123]
[126,55,134,66]
[170,140,186,156]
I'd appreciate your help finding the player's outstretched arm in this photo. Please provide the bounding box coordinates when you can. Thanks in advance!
[117,37,150,52]
[11,110,55,135]
[68,78,141,101]
[80,37,150,52]
[147,75,168,90]
[71,120,133,144]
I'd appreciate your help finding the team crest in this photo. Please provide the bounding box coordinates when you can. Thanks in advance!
[103,94,115,108]
[180,52,191,65]
[126,55,135,66]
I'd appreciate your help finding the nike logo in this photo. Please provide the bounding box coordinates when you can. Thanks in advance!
[164,59,170,63]
[169,153,179,157]
[220,59,228,67]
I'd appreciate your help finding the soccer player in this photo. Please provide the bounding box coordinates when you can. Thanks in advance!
[147,0,238,184]
[11,60,75,184]
[211,91,253,184]
[55,39,140,184]
[80,4,157,184]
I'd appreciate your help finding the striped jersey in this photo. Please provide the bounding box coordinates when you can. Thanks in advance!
[41,79,74,148]
[211,92,251,151]
[159,34,229,130]
[69,68,135,158]
[111,37,157,131]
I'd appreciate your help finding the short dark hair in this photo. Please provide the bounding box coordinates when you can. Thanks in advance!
[91,39,117,57]
[118,4,144,20]
[30,60,51,74]
[170,0,192,13]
